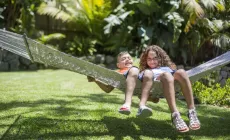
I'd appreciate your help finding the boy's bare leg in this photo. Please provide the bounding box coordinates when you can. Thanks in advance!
[173,69,194,109]
[123,67,139,107]
[139,70,153,107]
[159,72,178,113]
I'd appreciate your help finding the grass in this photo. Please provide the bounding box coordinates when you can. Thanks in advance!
[0,69,229,140]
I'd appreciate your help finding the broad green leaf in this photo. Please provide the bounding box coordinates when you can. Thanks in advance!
[216,3,225,11]
[39,33,66,43]
[137,4,152,15]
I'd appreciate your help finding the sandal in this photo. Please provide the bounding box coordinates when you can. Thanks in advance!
[119,105,131,115]
[172,112,189,133]
[188,109,201,130]
[136,106,152,118]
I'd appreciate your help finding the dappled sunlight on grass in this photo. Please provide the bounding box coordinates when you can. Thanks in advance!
[0,69,230,139]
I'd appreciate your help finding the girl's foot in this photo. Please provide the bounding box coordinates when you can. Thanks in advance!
[172,112,189,133]
[188,109,201,130]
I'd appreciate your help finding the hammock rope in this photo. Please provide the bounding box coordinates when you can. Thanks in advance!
[1,29,230,97]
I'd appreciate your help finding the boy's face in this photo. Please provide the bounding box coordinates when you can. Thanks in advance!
[147,50,159,69]
[117,53,133,69]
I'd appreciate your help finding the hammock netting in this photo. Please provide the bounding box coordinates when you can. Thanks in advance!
[1,29,230,97]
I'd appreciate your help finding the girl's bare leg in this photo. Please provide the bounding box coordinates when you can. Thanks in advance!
[174,69,200,130]
[139,70,153,107]
[173,69,194,109]
[159,72,178,113]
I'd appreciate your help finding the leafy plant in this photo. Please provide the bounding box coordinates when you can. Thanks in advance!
[38,33,66,44]
[193,78,230,106]
[103,0,229,66]
[0,0,43,37]
[65,36,97,56]
[0,6,4,28]
[37,0,113,56]
[103,0,184,57]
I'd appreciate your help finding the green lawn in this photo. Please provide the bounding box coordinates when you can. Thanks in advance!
[0,69,229,140]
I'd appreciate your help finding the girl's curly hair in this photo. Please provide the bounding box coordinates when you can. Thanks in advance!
[139,45,177,71]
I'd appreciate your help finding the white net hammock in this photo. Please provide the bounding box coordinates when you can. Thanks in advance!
[1,29,230,97]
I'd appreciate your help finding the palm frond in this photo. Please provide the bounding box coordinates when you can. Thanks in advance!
[182,0,204,17]
[37,2,72,22]
[199,19,230,33]
[211,33,230,49]
[184,13,197,33]
[200,0,225,11]
[200,0,217,10]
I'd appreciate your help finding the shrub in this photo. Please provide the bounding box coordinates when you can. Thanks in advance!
[192,79,230,106]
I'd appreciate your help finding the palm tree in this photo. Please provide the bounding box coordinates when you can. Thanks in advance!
[180,0,228,65]
[37,0,113,55]
[103,0,229,66]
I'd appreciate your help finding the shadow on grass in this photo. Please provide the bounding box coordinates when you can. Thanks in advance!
[65,93,171,114]
[1,111,230,140]
[0,116,188,140]
[0,93,230,139]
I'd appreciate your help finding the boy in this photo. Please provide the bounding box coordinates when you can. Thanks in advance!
[88,52,156,117]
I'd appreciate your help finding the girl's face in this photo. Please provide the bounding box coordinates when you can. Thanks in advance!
[147,50,159,69]
[117,53,133,69]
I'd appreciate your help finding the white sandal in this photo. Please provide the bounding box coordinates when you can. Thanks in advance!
[172,112,189,133]
[188,109,201,130]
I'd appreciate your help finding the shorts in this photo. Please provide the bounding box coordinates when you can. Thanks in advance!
[138,67,176,81]
[123,66,138,78]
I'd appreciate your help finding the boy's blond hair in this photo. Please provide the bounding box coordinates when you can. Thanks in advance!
[117,51,130,62]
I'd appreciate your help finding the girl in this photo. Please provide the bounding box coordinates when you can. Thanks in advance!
[138,45,200,133]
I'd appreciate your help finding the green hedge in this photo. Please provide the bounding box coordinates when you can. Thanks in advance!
[192,79,230,106]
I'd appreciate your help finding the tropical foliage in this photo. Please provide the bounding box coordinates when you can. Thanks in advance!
[0,0,43,37]
[0,0,230,65]
[37,0,114,56]
[103,0,230,66]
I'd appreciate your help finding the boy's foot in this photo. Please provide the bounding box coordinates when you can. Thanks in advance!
[188,109,200,130]
[136,106,152,118]
[119,105,131,115]
[171,112,189,133]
